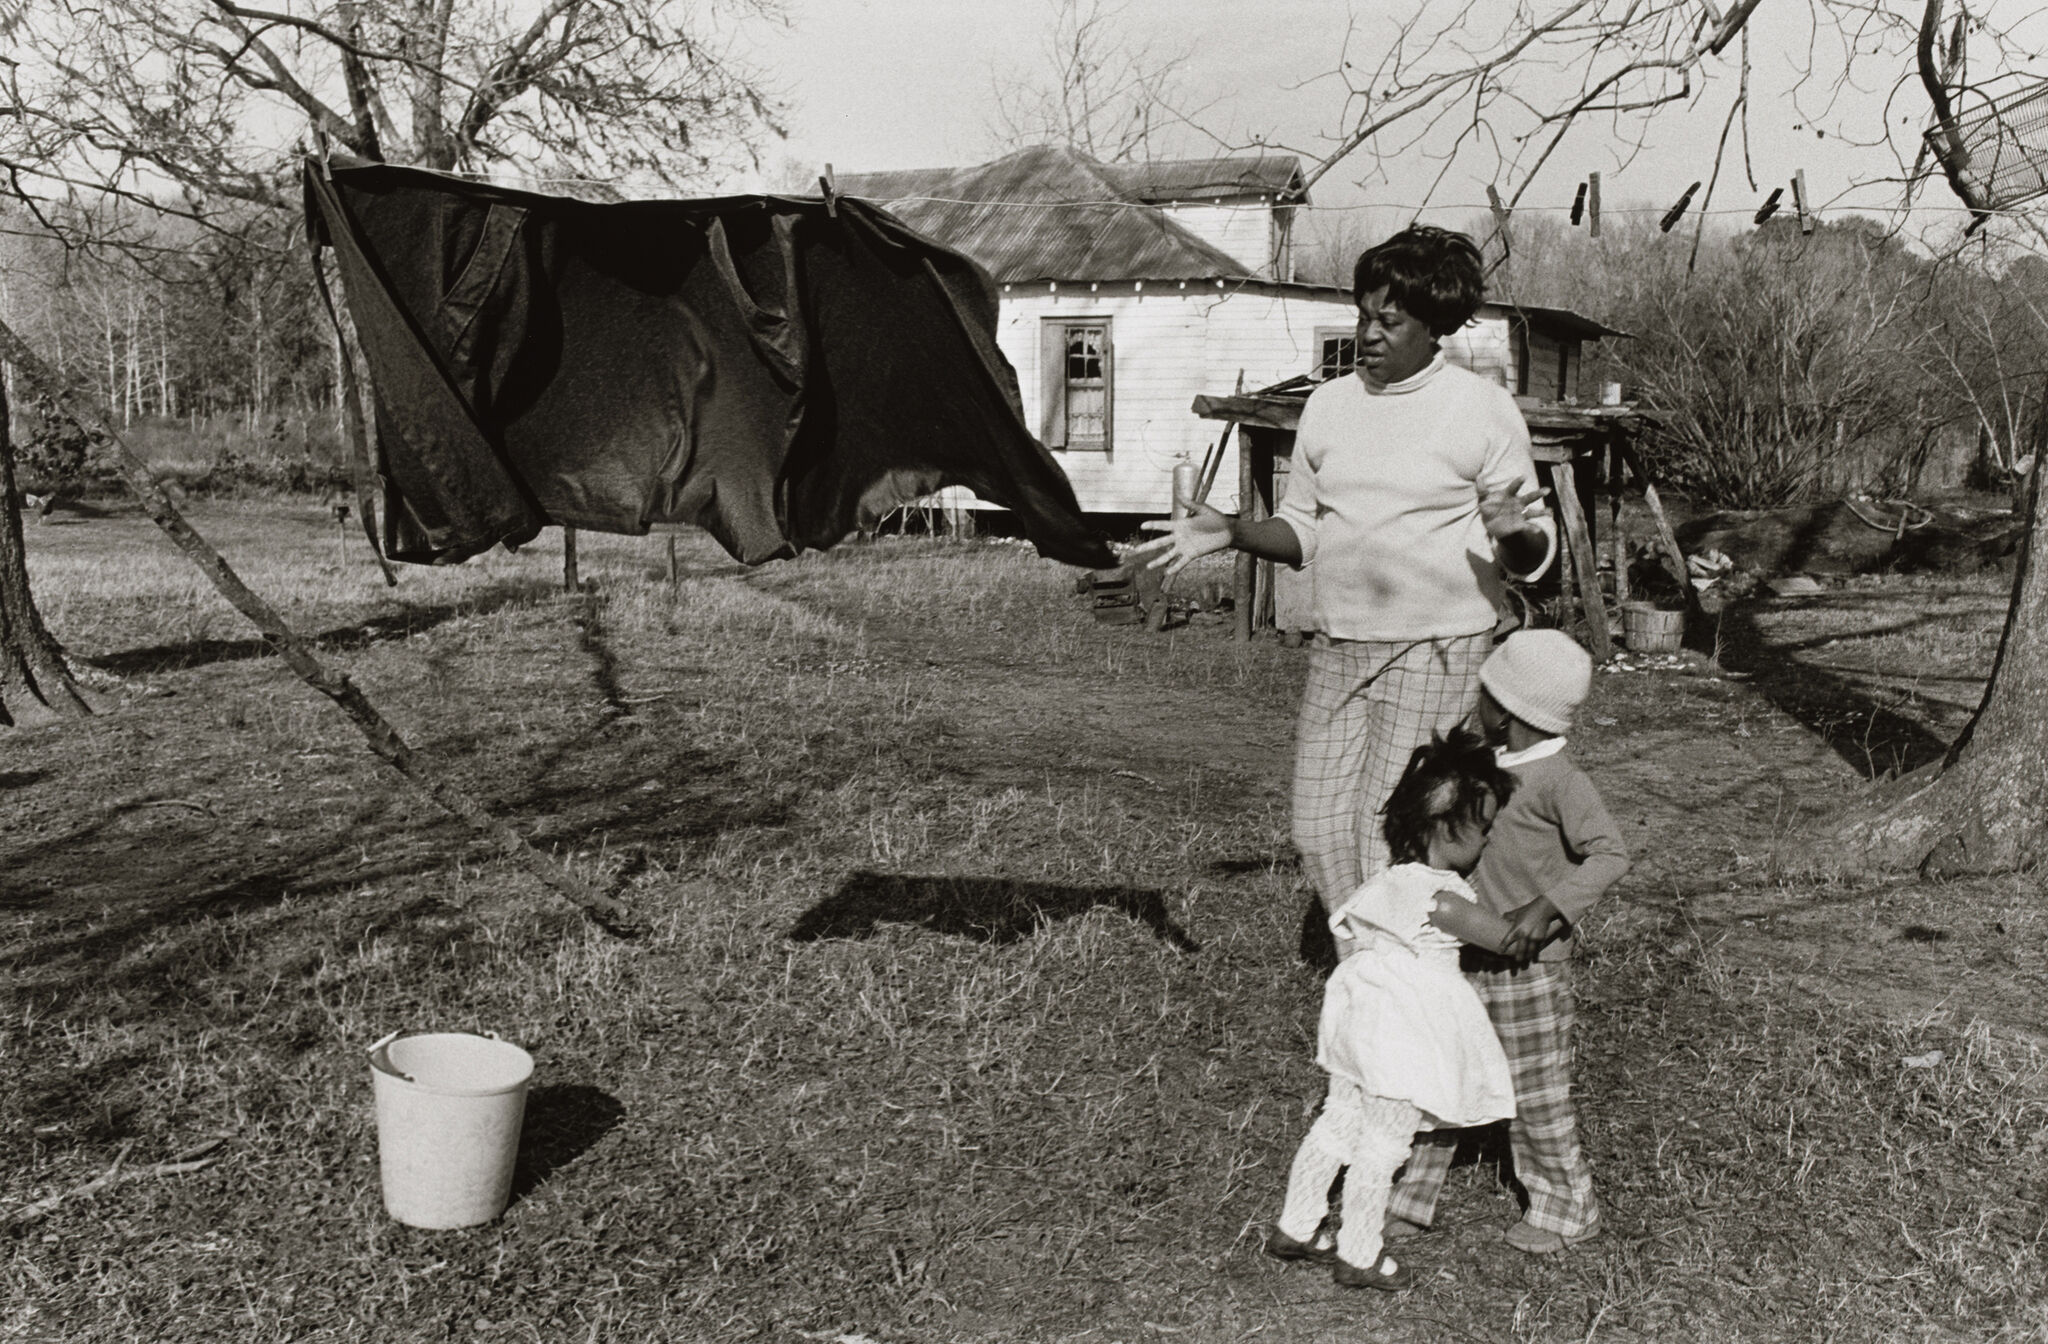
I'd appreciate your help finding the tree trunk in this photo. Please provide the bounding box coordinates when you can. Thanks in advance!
[0,381,105,727]
[1812,455,2048,875]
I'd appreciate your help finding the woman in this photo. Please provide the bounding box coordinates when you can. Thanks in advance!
[1137,226,1553,927]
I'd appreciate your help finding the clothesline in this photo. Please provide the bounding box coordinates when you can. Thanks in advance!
[10,132,2036,224]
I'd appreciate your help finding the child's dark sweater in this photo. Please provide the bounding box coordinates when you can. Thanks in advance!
[1471,740,1630,964]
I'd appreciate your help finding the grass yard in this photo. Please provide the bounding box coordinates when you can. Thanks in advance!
[3,501,2045,1343]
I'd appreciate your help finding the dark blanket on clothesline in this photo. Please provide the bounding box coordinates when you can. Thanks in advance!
[303,161,1112,569]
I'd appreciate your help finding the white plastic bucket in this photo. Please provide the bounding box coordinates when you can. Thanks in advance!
[368,1031,533,1229]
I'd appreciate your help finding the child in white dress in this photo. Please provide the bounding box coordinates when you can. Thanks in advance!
[1265,727,1522,1291]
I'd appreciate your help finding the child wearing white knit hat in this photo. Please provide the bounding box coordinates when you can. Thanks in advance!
[1384,628,1630,1256]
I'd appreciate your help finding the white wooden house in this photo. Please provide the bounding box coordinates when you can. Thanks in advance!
[842,146,1619,517]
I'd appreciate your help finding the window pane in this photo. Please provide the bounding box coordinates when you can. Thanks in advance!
[1066,326,1104,382]
[1068,386,1106,443]
[1319,336,1356,379]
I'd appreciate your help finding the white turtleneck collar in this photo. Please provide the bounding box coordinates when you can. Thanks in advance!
[1359,350,1447,396]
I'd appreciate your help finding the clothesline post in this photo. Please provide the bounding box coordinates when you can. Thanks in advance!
[563,526,579,593]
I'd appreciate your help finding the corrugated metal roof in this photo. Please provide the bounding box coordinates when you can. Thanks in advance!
[838,145,1256,283]
[1105,154,1303,202]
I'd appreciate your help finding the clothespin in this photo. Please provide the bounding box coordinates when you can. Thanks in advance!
[819,162,838,218]
[1659,180,1702,233]
[1571,181,1587,226]
[1587,172,1602,239]
[1792,169,1813,234]
[1943,10,1967,82]
[1485,184,1512,269]
[314,125,333,183]
[1753,186,1783,224]
[1485,184,1511,238]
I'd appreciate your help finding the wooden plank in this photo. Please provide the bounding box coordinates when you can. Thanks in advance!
[1192,393,1304,431]
[1549,459,1613,662]
[1194,421,1233,505]
[1617,441,1696,604]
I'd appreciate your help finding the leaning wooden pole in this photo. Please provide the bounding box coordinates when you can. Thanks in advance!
[0,316,643,936]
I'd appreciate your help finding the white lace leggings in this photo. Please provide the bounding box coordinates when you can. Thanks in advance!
[1277,1079,1423,1268]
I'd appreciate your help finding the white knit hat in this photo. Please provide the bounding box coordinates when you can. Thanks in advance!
[1480,629,1592,734]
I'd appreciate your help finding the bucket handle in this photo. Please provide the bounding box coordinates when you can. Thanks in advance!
[367,1029,511,1084]
[367,1029,414,1083]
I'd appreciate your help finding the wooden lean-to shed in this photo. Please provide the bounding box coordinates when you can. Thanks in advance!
[1193,301,1646,655]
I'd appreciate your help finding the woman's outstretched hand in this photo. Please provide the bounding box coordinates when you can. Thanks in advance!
[1477,475,1549,541]
[1133,503,1233,578]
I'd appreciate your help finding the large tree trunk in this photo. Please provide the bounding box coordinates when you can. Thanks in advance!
[1810,0,2048,877]
[1815,456,2048,875]
[0,381,105,727]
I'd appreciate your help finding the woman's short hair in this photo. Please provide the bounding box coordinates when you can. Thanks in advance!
[1381,725,1516,865]
[1351,226,1486,337]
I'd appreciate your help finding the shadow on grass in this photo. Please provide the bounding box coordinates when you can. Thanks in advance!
[511,1084,627,1203]
[1209,854,1296,876]
[0,738,791,1004]
[1713,601,1955,780]
[789,872,1201,951]
[88,579,559,675]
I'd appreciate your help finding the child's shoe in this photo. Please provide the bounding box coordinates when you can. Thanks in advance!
[1382,1215,1428,1241]
[1332,1249,1413,1292]
[1504,1218,1600,1254]
[1263,1222,1337,1264]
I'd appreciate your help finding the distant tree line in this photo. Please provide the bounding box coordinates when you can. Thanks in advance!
[2,212,329,432]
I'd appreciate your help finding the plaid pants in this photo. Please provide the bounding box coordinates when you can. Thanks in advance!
[1386,961,1599,1237]
[1291,634,1490,911]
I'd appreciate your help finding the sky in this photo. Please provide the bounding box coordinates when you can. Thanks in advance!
[719,0,2048,249]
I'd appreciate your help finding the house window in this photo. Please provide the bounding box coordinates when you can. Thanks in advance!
[1064,325,1108,446]
[1039,319,1114,451]
[1315,328,1357,379]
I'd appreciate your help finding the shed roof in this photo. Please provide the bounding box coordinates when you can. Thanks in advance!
[1104,154,1304,202]
[1490,297,1631,340]
[838,145,1259,284]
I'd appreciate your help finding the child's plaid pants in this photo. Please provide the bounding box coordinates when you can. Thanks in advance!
[1386,960,1599,1237]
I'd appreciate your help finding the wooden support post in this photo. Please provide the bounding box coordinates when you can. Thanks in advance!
[1249,434,1276,635]
[563,525,579,593]
[1234,430,1255,642]
[1550,459,1612,662]
[666,532,680,588]
[1609,439,1631,610]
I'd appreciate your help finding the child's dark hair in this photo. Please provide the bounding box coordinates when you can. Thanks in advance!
[1351,226,1486,337]
[1381,726,1515,865]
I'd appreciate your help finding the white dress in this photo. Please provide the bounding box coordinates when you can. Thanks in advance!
[1317,863,1517,1130]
